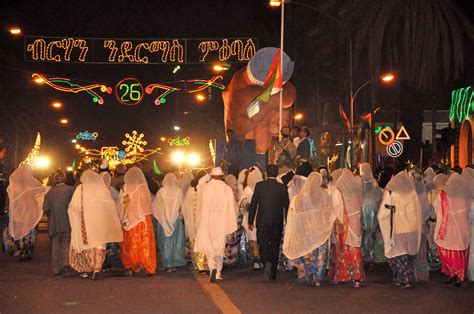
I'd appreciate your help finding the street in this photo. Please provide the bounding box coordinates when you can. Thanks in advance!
[1,230,473,314]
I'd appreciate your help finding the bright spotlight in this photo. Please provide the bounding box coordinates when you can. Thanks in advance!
[187,153,201,166]
[34,156,50,169]
[71,139,77,143]
[171,151,186,164]
[174,125,180,131]
[9,27,22,35]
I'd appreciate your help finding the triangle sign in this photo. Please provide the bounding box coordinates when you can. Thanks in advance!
[396,125,411,140]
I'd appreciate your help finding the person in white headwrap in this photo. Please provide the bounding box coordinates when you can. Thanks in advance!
[5,164,46,261]
[410,168,432,282]
[182,171,210,271]
[461,167,474,281]
[117,167,156,275]
[237,169,248,197]
[359,163,382,265]
[328,168,343,195]
[152,173,186,272]
[68,170,123,279]
[330,169,365,288]
[378,170,422,289]
[178,172,194,196]
[284,172,335,286]
[287,163,312,201]
[239,168,264,269]
[434,173,471,286]
[100,172,119,201]
[195,167,238,283]
[224,174,242,266]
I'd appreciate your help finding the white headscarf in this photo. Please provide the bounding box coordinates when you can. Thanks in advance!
[287,175,308,202]
[433,173,449,190]
[152,173,183,237]
[434,174,471,250]
[332,169,363,247]
[360,163,381,206]
[328,168,343,195]
[225,174,239,202]
[410,170,431,223]
[423,167,436,192]
[378,171,421,258]
[283,172,335,259]
[239,169,263,241]
[7,165,46,240]
[461,167,474,197]
[178,172,194,195]
[100,172,119,201]
[117,167,152,231]
[68,170,123,252]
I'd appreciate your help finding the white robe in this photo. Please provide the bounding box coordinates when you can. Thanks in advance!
[194,179,238,258]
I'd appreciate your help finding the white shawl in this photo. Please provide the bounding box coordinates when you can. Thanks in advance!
[239,169,263,241]
[152,173,183,237]
[283,172,335,259]
[7,165,46,240]
[360,163,382,206]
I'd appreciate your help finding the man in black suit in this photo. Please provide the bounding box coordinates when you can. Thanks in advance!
[248,164,290,281]
[295,126,311,162]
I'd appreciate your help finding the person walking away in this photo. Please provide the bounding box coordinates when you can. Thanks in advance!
[330,169,366,288]
[224,174,242,266]
[68,170,123,280]
[461,167,474,281]
[195,167,237,282]
[248,164,290,281]
[240,168,264,269]
[5,164,46,261]
[152,173,186,272]
[359,163,382,266]
[283,172,335,286]
[378,171,422,289]
[434,173,471,286]
[182,171,209,271]
[117,167,156,276]
[100,172,121,270]
[43,171,75,275]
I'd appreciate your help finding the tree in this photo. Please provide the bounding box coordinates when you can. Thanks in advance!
[347,0,474,161]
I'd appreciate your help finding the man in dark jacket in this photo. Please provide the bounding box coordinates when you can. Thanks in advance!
[43,171,75,275]
[248,164,289,281]
[295,126,311,162]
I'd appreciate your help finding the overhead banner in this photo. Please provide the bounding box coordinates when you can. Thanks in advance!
[24,36,258,64]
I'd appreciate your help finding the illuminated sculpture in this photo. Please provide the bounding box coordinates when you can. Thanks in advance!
[223,47,296,154]
[21,132,41,166]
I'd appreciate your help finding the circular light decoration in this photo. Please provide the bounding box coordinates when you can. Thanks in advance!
[386,140,403,158]
[115,78,144,106]
[117,150,127,160]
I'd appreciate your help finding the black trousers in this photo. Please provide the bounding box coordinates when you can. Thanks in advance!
[257,225,283,277]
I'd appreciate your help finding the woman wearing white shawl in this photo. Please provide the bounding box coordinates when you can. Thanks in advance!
[117,167,156,275]
[434,173,471,285]
[182,171,210,271]
[178,172,194,196]
[328,168,343,195]
[68,170,123,279]
[283,172,335,286]
[359,163,382,264]
[223,174,242,266]
[152,173,186,271]
[239,168,263,269]
[99,172,120,270]
[461,167,474,281]
[100,172,119,201]
[378,171,422,288]
[5,164,46,260]
[330,169,365,288]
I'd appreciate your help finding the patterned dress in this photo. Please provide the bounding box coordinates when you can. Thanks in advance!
[120,215,157,274]
[3,224,37,260]
[70,247,106,273]
[387,254,416,284]
[295,241,328,283]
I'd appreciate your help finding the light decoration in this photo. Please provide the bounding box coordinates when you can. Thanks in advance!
[309,138,317,158]
[374,125,392,135]
[188,76,225,93]
[76,131,99,141]
[145,83,181,105]
[101,147,119,161]
[449,86,474,122]
[21,132,41,166]
[122,131,148,154]
[27,38,89,62]
[32,73,112,105]
[115,78,144,106]
[103,39,184,63]
[171,151,186,165]
[209,140,216,165]
[198,38,256,62]
[153,160,162,175]
[168,136,190,147]
[117,150,127,160]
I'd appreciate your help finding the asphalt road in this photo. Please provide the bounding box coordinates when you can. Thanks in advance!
[1,231,473,314]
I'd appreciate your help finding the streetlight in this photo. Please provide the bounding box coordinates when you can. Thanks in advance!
[71,139,77,143]
[160,137,166,142]
[213,64,229,72]
[60,118,68,124]
[381,73,395,82]
[187,153,201,167]
[52,102,62,109]
[293,113,304,121]
[195,93,206,102]
[171,151,185,165]
[8,27,21,35]
[174,125,180,131]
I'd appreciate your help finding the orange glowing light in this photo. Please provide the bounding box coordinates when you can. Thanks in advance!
[52,102,62,109]
[381,73,395,82]
[195,94,206,102]
[60,118,68,124]
[294,113,304,120]
[9,27,21,35]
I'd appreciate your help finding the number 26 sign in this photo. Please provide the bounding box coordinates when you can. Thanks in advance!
[115,78,144,105]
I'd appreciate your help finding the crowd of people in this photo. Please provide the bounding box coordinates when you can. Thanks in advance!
[2,159,473,289]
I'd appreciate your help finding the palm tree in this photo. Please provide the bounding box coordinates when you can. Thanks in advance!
[347,0,474,161]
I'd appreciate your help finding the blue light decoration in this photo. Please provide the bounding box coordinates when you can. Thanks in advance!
[117,150,126,160]
[309,138,317,158]
[76,131,99,141]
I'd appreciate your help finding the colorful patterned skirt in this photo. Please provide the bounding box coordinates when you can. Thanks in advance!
[295,240,328,283]
[121,215,157,275]
[70,247,106,273]
[224,213,243,266]
[438,246,469,282]
[387,254,416,284]
[2,224,37,259]
[329,222,365,282]
[189,239,208,271]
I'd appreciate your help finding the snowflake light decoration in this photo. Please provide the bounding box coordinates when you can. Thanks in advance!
[122,130,147,154]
